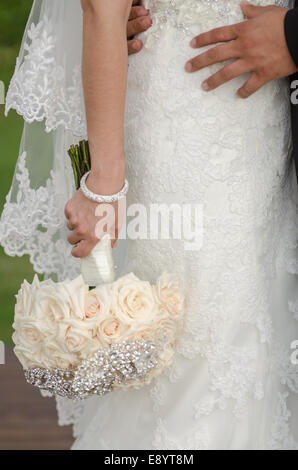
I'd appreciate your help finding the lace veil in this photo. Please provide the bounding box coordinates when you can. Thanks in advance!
[1,0,88,281]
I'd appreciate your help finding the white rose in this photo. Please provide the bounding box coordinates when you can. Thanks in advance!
[12,317,44,353]
[14,275,54,319]
[63,275,89,319]
[127,327,155,343]
[96,316,130,345]
[13,344,44,369]
[155,272,184,318]
[155,315,179,345]
[42,345,79,370]
[30,276,87,333]
[83,285,111,331]
[56,322,95,359]
[111,273,158,326]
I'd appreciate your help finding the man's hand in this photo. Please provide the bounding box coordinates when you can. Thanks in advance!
[185,0,298,98]
[127,0,152,54]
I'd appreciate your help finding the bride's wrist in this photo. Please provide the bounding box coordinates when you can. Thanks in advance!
[86,164,126,196]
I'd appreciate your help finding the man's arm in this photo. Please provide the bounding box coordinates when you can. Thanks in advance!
[284,7,298,68]
[186,0,298,98]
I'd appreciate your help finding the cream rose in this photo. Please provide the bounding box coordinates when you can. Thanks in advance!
[63,275,89,319]
[29,276,87,336]
[155,272,184,317]
[13,344,44,369]
[127,327,155,343]
[111,273,157,325]
[84,285,111,325]
[96,316,129,344]
[33,285,71,325]
[43,347,79,370]
[55,322,94,359]
[12,317,44,353]
[14,275,54,319]
[156,314,180,345]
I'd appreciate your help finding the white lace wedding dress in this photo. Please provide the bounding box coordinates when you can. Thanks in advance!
[1,0,298,449]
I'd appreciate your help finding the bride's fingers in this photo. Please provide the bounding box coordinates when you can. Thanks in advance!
[201,60,249,91]
[66,219,77,231]
[185,42,239,73]
[72,239,98,258]
[67,230,83,245]
[237,73,264,99]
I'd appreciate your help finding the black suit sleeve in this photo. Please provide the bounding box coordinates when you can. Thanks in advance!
[284,8,298,68]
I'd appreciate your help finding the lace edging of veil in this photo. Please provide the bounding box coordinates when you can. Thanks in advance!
[0,0,86,283]
[0,0,87,432]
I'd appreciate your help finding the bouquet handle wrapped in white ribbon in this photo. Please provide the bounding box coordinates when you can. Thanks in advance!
[12,141,185,400]
[80,233,115,286]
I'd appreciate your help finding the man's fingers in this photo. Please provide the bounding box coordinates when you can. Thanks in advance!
[237,73,264,98]
[190,24,238,49]
[240,0,272,19]
[128,39,143,55]
[186,43,239,73]
[127,15,152,38]
[129,5,148,20]
[202,60,249,91]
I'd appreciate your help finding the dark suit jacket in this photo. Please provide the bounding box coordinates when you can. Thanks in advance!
[285,2,298,175]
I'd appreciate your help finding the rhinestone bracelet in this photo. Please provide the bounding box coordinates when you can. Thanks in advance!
[80,171,129,203]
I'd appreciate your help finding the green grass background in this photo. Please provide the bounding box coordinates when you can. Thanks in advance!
[0,0,35,344]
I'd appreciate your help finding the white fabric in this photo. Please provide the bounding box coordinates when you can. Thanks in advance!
[1,0,298,449]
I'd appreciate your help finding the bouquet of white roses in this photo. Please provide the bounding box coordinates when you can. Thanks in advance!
[13,271,184,399]
[12,141,184,400]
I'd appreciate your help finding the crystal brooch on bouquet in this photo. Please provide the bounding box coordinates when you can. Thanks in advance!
[24,339,159,400]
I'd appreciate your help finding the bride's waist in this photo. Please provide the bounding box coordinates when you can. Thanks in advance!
[141,0,290,43]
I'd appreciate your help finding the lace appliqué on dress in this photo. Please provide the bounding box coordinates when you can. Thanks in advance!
[142,0,291,48]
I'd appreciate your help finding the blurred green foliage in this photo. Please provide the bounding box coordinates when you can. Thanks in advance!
[0,0,35,344]
[0,0,33,47]
[0,0,33,88]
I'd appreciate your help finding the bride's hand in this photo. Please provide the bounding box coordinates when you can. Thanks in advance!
[64,171,125,258]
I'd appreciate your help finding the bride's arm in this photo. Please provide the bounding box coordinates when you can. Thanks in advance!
[65,0,132,257]
[81,0,130,192]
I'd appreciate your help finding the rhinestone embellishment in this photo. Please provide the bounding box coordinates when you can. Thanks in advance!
[80,171,129,204]
[25,339,159,400]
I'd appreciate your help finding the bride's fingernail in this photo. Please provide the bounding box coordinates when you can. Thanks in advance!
[190,38,196,48]
[202,81,210,91]
[185,62,193,73]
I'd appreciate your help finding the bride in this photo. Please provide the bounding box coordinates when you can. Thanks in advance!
[1,0,298,450]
